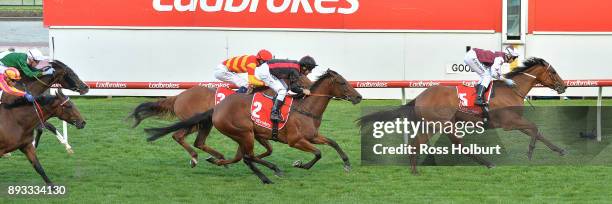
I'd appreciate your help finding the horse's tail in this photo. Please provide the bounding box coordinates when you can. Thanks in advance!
[355,100,417,129]
[127,96,177,128]
[145,109,214,142]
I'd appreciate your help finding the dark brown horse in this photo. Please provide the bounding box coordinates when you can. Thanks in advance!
[15,60,90,154]
[146,70,362,184]
[0,90,86,185]
[357,57,567,174]
[128,76,313,167]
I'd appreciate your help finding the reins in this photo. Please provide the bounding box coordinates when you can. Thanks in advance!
[510,70,540,110]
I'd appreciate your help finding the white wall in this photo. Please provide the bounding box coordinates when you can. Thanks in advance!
[50,28,610,98]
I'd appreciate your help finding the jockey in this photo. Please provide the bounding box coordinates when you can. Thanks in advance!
[0,67,36,102]
[464,46,520,106]
[0,48,54,78]
[255,56,317,122]
[214,49,273,93]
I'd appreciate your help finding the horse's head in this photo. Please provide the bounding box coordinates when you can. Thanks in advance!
[48,60,90,95]
[311,69,362,104]
[48,89,86,129]
[505,58,567,94]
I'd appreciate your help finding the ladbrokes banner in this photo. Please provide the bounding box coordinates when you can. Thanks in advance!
[44,0,501,31]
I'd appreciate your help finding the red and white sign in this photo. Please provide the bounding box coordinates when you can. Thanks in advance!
[528,0,612,32]
[44,0,501,31]
[67,79,612,90]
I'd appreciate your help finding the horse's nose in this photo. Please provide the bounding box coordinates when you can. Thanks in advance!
[76,120,86,129]
[353,95,363,104]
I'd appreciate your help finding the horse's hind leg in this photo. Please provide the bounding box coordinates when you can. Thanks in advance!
[20,143,53,185]
[410,133,432,175]
[171,129,199,168]
[243,155,273,184]
[255,137,273,159]
[289,138,322,170]
[193,127,226,161]
[311,134,351,172]
[207,146,243,166]
[446,134,495,168]
[238,134,274,184]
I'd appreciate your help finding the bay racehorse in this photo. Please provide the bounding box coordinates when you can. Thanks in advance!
[357,57,567,174]
[145,70,362,184]
[128,76,313,167]
[0,90,86,185]
[16,60,89,154]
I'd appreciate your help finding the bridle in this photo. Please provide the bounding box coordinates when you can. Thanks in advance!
[512,63,563,108]
[293,74,355,120]
[32,95,73,131]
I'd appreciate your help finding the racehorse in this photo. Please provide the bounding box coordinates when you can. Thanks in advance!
[0,90,86,185]
[145,70,362,184]
[357,57,567,174]
[128,76,313,167]
[17,60,89,154]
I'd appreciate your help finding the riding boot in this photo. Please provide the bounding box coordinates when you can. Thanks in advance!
[270,99,285,122]
[474,84,487,106]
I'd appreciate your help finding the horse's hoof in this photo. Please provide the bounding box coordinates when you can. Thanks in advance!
[205,156,215,162]
[527,153,533,161]
[1,153,11,158]
[66,148,74,155]
[190,157,198,168]
[292,160,303,168]
[274,170,284,177]
[343,165,351,172]
[262,180,274,184]
[486,163,496,169]
[559,149,569,156]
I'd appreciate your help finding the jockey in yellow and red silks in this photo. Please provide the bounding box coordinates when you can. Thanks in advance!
[0,67,36,102]
[213,49,273,93]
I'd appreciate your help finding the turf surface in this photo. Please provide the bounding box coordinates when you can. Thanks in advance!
[1,97,611,203]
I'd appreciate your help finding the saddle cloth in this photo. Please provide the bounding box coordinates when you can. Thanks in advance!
[214,87,236,105]
[456,84,493,115]
[250,93,293,130]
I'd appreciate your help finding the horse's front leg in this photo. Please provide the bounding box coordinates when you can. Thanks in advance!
[509,117,567,158]
[311,133,351,172]
[20,143,53,185]
[288,138,322,170]
[255,137,273,159]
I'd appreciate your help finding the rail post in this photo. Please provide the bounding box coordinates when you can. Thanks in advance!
[597,86,603,142]
[401,88,406,105]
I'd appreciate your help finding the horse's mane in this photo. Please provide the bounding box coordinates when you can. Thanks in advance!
[311,69,338,90]
[504,57,548,78]
[3,95,58,109]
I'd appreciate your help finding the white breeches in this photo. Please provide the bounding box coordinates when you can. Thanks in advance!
[254,66,288,101]
[213,64,248,87]
[465,50,492,87]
